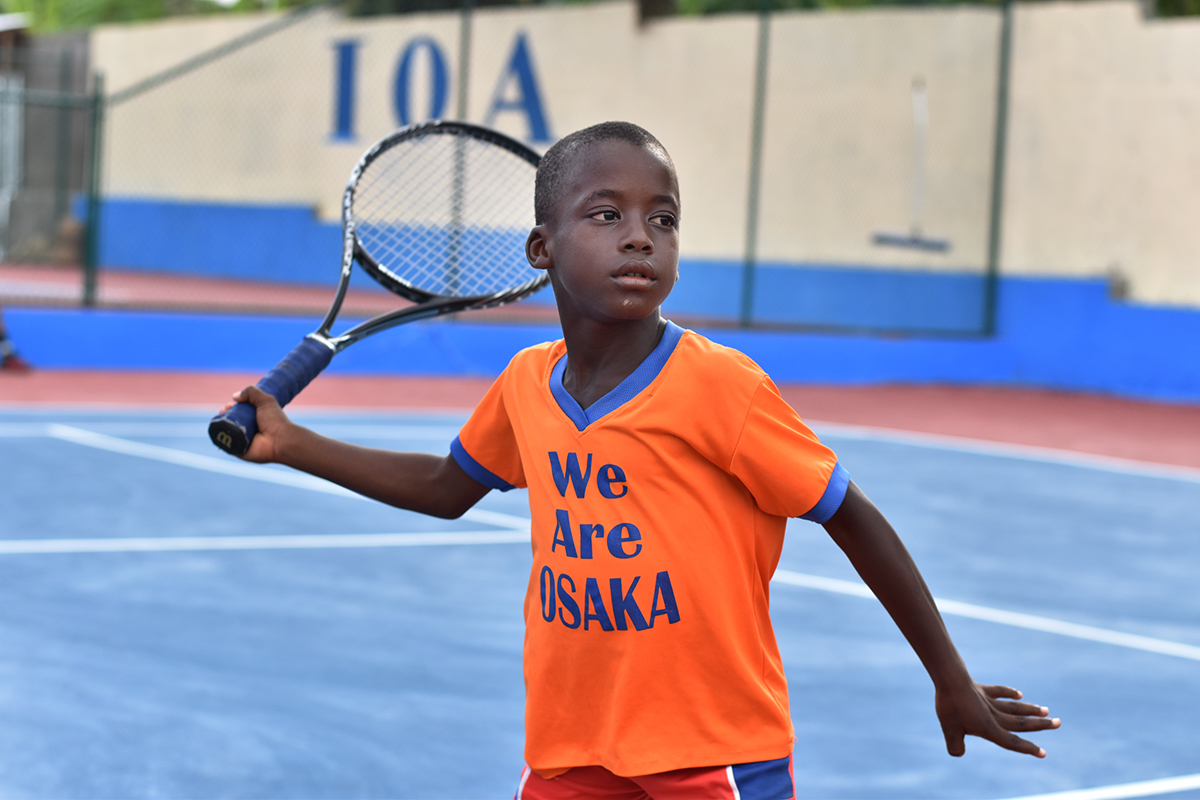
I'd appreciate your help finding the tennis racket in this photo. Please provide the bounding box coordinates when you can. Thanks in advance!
[208,120,546,456]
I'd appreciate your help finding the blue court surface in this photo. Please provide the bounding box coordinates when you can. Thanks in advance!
[2,406,1199,800]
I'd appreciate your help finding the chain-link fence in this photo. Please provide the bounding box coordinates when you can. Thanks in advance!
[0,33,95,276]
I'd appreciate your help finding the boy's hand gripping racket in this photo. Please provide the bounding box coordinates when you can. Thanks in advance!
[208,121,545,456]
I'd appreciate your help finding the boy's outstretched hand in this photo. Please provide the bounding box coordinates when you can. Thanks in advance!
[935,680,1060,758]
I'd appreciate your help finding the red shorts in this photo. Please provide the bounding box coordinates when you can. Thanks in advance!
[514,754,795,800]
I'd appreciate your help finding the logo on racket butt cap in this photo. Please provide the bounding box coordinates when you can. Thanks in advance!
[208,419,247,456]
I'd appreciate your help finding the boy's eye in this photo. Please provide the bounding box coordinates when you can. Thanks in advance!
[590,210,619,222]
[653,214,677,228]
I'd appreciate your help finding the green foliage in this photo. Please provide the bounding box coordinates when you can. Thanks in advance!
[344,0,532,16]
[1,0,310,32]
[673,0,1199,14]
[1155,0,1200,15]
[676,0,997,12]
[4,0,1195,34]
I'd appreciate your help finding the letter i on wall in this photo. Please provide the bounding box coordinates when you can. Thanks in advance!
[332,40,359,141]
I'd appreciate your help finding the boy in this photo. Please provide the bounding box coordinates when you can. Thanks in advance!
[229,122,1058,799]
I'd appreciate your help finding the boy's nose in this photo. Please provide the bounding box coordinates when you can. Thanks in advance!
[622,221,653,252]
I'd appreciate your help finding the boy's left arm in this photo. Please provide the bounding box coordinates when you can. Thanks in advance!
[821,480,1061,758]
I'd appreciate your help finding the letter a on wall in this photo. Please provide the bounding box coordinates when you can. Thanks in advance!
[484,32,552,143]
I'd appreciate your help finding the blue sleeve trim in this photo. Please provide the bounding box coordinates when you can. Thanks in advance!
[800,461,850,523]
[450,436,515,492]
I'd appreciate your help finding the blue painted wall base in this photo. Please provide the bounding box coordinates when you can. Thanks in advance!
[7,274,1200,404]
[90,196,992,333]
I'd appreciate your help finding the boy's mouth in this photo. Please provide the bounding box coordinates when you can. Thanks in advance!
[613,263,656,285]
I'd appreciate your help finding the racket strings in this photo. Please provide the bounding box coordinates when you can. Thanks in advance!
[352,132,541,299]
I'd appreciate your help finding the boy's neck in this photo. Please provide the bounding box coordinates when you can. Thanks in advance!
[559,313,667,410]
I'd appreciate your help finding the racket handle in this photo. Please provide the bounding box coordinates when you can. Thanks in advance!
[208,335,335,456]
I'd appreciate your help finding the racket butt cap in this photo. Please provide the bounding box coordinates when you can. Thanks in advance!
[209,415,251,456]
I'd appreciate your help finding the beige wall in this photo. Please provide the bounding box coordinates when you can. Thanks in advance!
[91,0,1200,307]
[758,7,999,269]
[1005,1,1200,307]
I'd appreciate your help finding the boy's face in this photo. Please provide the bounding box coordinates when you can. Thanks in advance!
[526,139,680,324]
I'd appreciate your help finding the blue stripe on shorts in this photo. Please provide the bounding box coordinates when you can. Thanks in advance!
[731,754,793,800]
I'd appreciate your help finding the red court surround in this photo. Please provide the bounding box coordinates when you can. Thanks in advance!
[3,370,1198,470]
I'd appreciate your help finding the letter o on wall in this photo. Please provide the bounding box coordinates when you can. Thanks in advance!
[394,37,449,126]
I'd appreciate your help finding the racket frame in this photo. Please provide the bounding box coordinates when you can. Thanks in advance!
[312,119,547,353]
[208,120,546,456]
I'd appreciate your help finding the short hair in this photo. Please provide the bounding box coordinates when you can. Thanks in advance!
[534,121,675,225]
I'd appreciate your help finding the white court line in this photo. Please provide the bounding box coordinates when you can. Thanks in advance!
[809,420,1200,484]
[21,423,1200,662]
[40,424,530,531]
[45,423,361,497]
[0,422,461,440]
[995,772,1200,800]
[0,530,529,555]
[10,416,1198,482]
[774,570,1200,662]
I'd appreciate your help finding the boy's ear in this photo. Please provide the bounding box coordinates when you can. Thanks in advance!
[525,225,553,271]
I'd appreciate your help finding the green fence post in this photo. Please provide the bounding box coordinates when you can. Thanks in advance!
[54,48,72,226]
[983,0,1014,337]
[82,72,104,307]
[457,0,474,120]
[739,0,771,328]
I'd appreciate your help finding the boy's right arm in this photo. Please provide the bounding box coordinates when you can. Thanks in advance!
[231,385,491,519]
[823,481,1059,757]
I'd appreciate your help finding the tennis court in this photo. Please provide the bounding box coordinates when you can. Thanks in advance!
[2,393,1198,800]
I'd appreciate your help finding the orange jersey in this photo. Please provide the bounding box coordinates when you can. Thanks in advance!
[452,322,848,777]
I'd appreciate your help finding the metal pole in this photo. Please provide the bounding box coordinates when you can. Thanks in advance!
[983,0,1014,337]
[54,48,72,225]
[82,73,104,307]
[739,0,771,328]
[447,0,475,296]
[456,0,474,120]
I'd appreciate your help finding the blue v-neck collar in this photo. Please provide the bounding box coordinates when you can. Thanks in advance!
[550,321,684,432]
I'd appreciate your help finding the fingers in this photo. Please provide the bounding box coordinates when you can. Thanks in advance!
[944,716,1057,759]
[993,731,1049,759]
[991,699,1054,719]
[995,710,1061,734]
[939,682,1061,760]
[986,694,1061,759]
[221,385,278,412]
[990,702,1062,758]
[220,386,256,412]
[982,684,1061,733]
[943,727,966,758]
[234,385,269,405]
[980,684,1023,700]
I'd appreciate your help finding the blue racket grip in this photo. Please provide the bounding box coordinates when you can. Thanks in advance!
[208,336,335,456]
